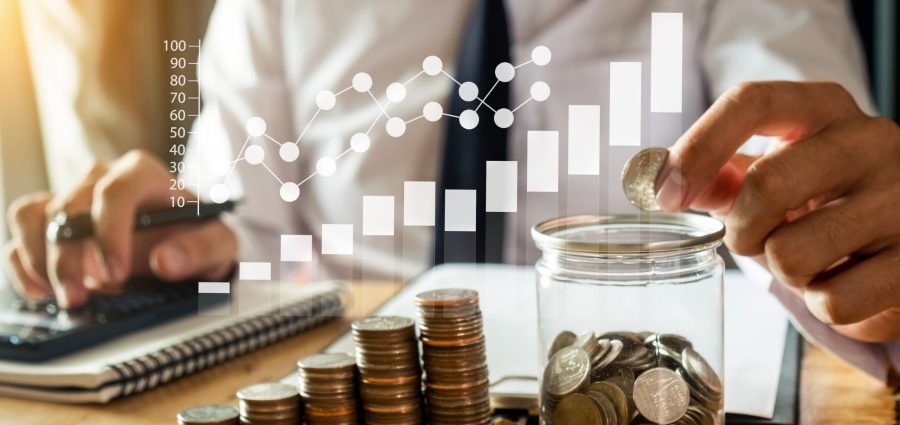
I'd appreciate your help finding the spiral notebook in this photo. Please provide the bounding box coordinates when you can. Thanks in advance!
[0,281,346,403]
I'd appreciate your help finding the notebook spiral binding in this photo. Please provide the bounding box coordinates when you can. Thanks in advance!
[106,289,345,399]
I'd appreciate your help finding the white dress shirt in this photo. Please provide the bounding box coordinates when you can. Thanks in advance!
[185,0,897,383]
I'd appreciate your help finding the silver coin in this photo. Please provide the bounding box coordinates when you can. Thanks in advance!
[549,330,578,359]
[544,346,591,398]
[621,147,669,211]
[236,382,299,402]
[177,404,239,424]
[352,315,415,332]
[682,347,723,396]
[633,367,690,424]
[297,353,357,370]
[593,339,624,371]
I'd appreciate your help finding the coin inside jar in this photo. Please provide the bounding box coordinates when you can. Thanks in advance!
[633,367,690,424]
[621,147,669,211]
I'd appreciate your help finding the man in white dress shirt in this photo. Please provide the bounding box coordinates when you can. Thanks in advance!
[4,1,900,384]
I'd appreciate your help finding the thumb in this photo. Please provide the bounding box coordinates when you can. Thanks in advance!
[663,153,756,215]
[149,220,237,281]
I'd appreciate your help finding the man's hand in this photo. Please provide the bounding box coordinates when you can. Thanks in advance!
[4,150,237,309]
[656,81,900,343]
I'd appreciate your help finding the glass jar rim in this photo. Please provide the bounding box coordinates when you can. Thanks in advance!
[532,213,725,255]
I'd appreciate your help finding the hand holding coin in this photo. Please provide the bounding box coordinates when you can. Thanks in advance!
[628,81,900,343]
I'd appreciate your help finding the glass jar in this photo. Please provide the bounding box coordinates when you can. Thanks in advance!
[532,214,725,425]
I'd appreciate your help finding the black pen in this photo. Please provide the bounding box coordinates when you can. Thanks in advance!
[45,200,237,243]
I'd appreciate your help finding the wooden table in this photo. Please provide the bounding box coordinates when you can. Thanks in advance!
[0,281,894,425]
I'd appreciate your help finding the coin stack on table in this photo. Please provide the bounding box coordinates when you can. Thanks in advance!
[177,404,240,425]
[416,289,492,425]
[236,382,301,425]
[351,316,424,424]
[543,330,722,425]
[298,353,360,424]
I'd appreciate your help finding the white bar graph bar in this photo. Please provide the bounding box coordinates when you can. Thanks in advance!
[281,235,312,262]
[198,281,230,294]
[651,13,683,113]
[527,131,559,192]
[239,262,271,280]
[486,161,517,212]
[322,224,354,255]
[568,105,601,175]
[609,62,642,146]
[403,181,435,226]
[444,190,476,232]
[363,196,394,235]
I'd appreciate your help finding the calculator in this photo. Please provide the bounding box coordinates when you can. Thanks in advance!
[0,277,228,362]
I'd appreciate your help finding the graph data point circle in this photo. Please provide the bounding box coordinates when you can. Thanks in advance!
[316,90,336,110]
[530,81,551,102]
[279,143,300,162]
[385,117,407,137]
[352,72,372,92]
[494,108,514,128]
[279,183,300,202]
[246,117,267,137]
[459,82,479,102]
[351,133,371,152]
[459,109,479,130]
[423,56,443,76]
[495,62,516,82]
[386,83,407,103]
[532,45,551,66]
[316,156,336,176]
[209,184,230,204]
[423,102,443,122]
[245,145,265,165]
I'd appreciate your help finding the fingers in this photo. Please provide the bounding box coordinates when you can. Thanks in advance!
[6,193,53,284]
[803,246,900,326]
[763,184,900,288]
[149,220,237,282]
[685,153,756,214]
[724,123,877,256]
[657,81,863,212]
[5,243,53,300]
[91,151,184,283]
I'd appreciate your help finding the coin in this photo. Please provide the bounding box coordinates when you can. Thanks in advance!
[681,347,723,397]
[235,382,301,425]
[553,393,603,425]
[353,315,423,424]
[298,353,359,424]
[586,382,628,425]
[633,367,690,424]
[549,330,577,359]
[544,346,591,399]
[621,147,669,211]
[417,289,491,425]
[177,404,239,425]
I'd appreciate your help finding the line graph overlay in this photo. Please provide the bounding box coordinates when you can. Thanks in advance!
[205,46,553,204]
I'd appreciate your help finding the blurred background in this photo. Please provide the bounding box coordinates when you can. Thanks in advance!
[0,0,897,242]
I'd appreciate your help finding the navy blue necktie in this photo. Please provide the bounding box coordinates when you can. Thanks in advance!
[434,0,511,265]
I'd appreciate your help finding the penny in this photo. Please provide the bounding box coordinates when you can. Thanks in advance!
[553,393,604,425]
[621,147,669,211]
[633,367,690,424]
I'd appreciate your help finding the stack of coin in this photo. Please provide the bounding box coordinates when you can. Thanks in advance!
[416,288,492,425]
[177,404,239,425]
[351,316,424,424]
[235,382,301,425]
[542,330,722,425]
[297,353,359,424]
